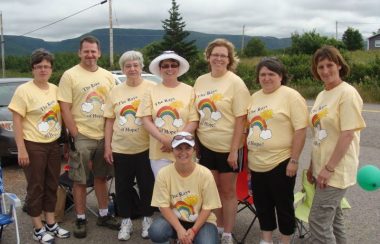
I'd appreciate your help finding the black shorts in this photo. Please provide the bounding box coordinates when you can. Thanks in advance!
[198,142,243,173]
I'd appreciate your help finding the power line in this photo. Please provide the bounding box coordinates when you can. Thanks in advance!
[21,0,108,36]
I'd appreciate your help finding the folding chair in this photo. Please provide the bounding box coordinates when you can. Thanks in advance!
[292,170,351,243]
[0,165,21,244]
[233,146,258,244]
[58,164,115,217]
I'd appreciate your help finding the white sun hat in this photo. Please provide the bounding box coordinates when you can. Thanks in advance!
[171,131,195,148]
[149,51,190,77]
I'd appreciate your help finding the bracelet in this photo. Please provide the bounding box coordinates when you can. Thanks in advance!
[325,165,335,173]
[191,227,198,236]
[289,158,298,164]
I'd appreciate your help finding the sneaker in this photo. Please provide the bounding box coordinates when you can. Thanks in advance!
[221,234,234,244]
[33,227,54,244]
[74,218,87,239]
[141,217,153,239]
[118,219,133,241]
[45,223,70,238]
[97,215,120,230]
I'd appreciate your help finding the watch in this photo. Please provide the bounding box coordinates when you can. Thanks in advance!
[290,158,298,164]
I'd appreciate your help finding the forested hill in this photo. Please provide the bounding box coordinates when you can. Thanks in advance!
[4,28,291,56]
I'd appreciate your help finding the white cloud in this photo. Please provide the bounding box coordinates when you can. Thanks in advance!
[81,102,94,113]
[38,121,50,133]
[154,117,165,128]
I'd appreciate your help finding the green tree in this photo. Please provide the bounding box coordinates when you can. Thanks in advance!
[342,27,364,51]
[289,30,344,55]
[244,38,267,57]
[159,0,198,62]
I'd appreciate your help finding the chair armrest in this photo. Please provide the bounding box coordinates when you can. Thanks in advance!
[3,193,21,208]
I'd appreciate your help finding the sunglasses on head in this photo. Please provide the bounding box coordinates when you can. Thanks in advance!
[161,63,179,69]
[173,135,194,141]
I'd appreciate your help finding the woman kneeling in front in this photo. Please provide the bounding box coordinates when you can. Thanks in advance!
[148,131,221,244]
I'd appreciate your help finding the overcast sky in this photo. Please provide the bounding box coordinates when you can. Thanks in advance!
[2,0,380,41]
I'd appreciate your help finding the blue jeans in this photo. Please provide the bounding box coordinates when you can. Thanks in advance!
[149,216,219,244]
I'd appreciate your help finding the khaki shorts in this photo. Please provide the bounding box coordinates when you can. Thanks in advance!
[68,133,113,185]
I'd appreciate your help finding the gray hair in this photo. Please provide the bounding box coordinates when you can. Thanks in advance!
[119,50,144,69]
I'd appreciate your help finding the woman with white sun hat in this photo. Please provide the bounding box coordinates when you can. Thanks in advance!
[137,51,199,178]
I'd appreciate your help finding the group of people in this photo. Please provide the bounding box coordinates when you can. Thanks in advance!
[8,34,365,244]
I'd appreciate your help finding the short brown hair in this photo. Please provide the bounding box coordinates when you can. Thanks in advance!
[79,35,100,50]
[311,46,350,80]
[204,38,239,72]
[255,57,288,85]
[30,48,54,69]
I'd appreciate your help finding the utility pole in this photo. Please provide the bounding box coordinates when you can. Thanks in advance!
[241,25,245,56]
[109,0,114,67]
[1,11,5,78]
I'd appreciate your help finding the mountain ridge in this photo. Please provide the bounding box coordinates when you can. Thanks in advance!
[3,28,291,56]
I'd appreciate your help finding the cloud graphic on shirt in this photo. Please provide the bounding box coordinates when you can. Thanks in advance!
[211,111,221,121]
[100,103,105,111]
[38,121,50,133]
[81,102,94,113]
[198,110,205,119]
[135,118,142,126]
[173,118,183,128]
[260,129,272,140]
[155,118,165,128]
[119,116,127,126]
[318,129,327,140]
[248,127,254,137]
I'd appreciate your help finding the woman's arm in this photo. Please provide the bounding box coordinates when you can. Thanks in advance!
[12,112,29,167]
[317,130,355,189]
[182,121,198,134]
[185,209,211,240]
[227,115,247,169]
[141,116,172,152]
[104,118,115,165]
[160,207,192,244]
[286,127,307,177]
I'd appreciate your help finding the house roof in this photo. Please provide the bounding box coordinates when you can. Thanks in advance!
[368,33,380,40]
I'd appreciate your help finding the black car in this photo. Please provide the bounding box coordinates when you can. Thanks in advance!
[0,78,31,163]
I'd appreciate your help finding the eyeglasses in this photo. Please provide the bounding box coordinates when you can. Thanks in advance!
[210,53,228,59]
[161,63,179,69]
[173,135,194,141]
[33,65,52,70]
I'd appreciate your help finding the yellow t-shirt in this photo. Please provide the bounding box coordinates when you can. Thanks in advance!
[8,80,62,143]
[57,65,114,140]
[136,82,199,161]
[310,82,366,189]
[151,163,222,225]
[194,71,250,152]
[103,80,156,154]
[247,86,308,172]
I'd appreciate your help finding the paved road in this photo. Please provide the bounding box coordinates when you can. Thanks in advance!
[2,102,380,244]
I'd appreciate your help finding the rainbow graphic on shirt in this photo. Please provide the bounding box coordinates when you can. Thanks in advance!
[248,109,273,140]
[81,86,108,113]
[154,101,184,128]
[38,104,61,135]
[172,195,199,222]
[119,100,141,126]
[311,108,328,141]
[197,93,222,121]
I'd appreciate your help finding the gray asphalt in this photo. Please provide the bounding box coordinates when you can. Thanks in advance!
[2,101,380,244]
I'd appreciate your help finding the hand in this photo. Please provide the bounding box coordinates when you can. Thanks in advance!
[177,228,192,244]
[286,161,298,177]
[185,228,195,241]
[227,151,238,170]
[160,136,172,153]
[316,167,333,189]
[17,147,29,167]
[306,167,315,184]
[104,146,114,165]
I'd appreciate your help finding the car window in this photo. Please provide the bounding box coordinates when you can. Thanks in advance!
[0,83,22,106]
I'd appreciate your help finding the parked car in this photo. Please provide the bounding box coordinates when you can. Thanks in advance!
[111,70,162,85]
[0,78,31,164]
